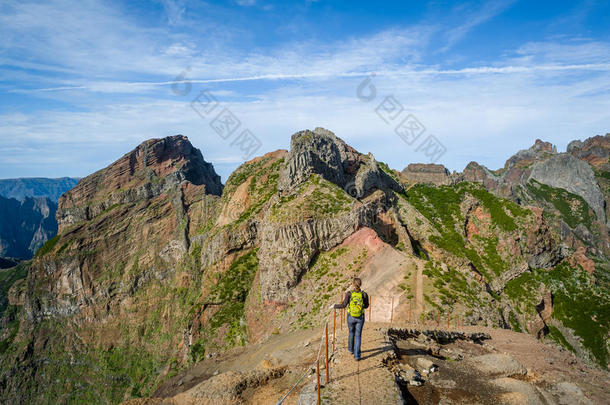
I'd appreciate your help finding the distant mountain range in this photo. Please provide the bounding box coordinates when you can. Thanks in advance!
[0,177,78,264]
[0,196,58,261]
[0,177,79,201]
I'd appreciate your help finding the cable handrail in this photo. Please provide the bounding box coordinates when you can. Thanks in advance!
[275,293,470,404]
[276,310,334,405]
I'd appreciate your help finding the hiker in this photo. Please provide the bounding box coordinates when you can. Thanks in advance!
[330,277,369,361]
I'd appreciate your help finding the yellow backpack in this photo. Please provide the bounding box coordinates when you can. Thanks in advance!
[348,291,364,317]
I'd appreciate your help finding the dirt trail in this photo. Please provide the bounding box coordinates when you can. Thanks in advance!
[123,320,609,405]
[320,323,402,404]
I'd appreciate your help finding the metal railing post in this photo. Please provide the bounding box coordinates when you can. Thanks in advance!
[325,323,329,384]
[333,309,336,352]
[316,359,321,405]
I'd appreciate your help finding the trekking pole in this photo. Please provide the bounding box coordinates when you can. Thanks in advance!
[333,309,336,352]
[316,359,321,405]
[325,323,330,384]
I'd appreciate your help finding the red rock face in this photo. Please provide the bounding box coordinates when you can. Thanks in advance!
[60,136,212,209]
[566,246,596,275]
[532,139,555,153]
[57,135,222,232]
[568,134,610,169]
[461,162,500,191]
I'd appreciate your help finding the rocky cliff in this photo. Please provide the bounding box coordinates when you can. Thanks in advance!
[0,195,57,259]
[0,130,608,404]
[458,135,610,256]
[400,163,452,185]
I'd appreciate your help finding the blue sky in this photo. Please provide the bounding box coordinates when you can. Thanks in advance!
[1,0,609,181]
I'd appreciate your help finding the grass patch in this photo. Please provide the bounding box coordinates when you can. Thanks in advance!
[34,235,59,257]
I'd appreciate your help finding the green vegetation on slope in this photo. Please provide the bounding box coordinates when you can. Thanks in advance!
[525,179,595,229]
[0,262,28,315]
[504,262,610,368]
[294,246,364,329]
[401,182,527,282]
[34,235,59,257]
[270,174,354,223]
[190,249,259,362]
[422,260,484,313]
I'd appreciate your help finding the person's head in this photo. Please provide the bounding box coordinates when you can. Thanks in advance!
[352,277,362,292]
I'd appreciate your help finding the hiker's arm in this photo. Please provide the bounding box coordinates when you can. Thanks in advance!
[332,292,350,309]
[363,292,369,309]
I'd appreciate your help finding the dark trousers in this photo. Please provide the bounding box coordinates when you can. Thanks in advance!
[347,314,365,359]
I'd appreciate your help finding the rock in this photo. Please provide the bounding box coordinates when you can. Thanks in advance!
[397,364,424,386]
[553,382,593,405]
[468,354,526,377]
[567,134,610,168]
[529,153,606,223]
[431,378,456,389]
[258,204,373,301]
[416,357,437,373]
[493,378,545,405]
[400,163,452,185]
[183,369,284,403]
[298,381,318,405]
[277,127,402,198]
[527,286,553,338]
[260,359,273,369]
[439,347,464,361]
[258,128,405,301]
[497,391,530,405]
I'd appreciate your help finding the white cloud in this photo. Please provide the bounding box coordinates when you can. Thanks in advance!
[440,0,517,52]
[1,0,609,180]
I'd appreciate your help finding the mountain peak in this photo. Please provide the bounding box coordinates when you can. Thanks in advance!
[278,127,402,197]
[530,139,556,153]
[57,135,222,231]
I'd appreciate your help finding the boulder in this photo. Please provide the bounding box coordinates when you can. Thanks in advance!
[493,378,545,405]
[467,354,526,377]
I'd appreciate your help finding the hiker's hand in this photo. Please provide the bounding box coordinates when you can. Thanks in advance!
[329,304,335,310]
